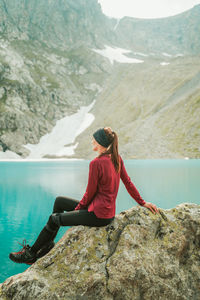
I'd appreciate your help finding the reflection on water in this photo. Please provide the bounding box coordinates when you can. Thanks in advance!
[0,159,199,282]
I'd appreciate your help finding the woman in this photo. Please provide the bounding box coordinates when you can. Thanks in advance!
[9,127,158,265]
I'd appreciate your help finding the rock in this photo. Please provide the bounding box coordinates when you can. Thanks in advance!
[0,203,200,300]
[0,87,5,99]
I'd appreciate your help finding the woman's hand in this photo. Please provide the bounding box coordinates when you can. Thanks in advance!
[143,202,159,214]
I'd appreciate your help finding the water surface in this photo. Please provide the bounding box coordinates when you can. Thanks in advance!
[0,159,199,282]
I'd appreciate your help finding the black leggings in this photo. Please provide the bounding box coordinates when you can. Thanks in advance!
[31,196,114,253]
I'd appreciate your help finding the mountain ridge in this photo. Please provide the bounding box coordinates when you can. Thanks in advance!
[114,4,200,54]
[0,0,200,158]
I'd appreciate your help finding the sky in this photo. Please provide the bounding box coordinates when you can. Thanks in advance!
[98,0,200,19]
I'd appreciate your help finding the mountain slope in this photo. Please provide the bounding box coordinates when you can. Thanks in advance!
[0,0,200,158]
[0,0,115,48]
[0,40,111,156]
[74,55,200,159]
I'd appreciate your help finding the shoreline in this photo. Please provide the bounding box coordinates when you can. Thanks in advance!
[0,157,199,162]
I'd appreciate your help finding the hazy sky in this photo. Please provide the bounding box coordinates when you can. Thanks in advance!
[98,0,200,19]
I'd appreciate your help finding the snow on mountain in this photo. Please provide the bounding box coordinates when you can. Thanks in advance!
[24,101,95,159]
[92,46,144,64]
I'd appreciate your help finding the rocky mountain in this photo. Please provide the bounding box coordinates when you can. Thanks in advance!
[0,0,200,158]
[0,0,116,48]
[114,4,200,55]
[0,203,200,299]
[0,0,114,156]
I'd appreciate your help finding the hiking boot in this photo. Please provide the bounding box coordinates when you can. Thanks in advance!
[36,241,55,259]
[9,240,37,265]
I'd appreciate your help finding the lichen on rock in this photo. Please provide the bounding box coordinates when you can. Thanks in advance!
[0,203,200,300]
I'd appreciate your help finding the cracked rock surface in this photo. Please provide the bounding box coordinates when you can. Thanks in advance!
[0,203,200,300]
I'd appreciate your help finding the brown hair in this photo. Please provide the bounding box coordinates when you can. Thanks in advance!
[99,127,120,173]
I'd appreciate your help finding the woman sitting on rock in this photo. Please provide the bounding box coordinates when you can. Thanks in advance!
[9,127,159,265]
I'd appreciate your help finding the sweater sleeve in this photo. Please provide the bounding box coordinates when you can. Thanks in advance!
[75,160,99,210]
[120,158,146,206]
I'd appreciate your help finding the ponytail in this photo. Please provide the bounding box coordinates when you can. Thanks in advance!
[100,127,120,173]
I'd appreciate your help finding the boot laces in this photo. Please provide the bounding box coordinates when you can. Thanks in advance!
[15,239,29,254]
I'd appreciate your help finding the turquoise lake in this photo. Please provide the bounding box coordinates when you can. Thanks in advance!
[0,159,199,283]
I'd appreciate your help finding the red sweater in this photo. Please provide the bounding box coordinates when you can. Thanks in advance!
[75,155,146,218]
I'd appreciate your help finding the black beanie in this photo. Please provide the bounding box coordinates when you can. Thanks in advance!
[93,128,111,148]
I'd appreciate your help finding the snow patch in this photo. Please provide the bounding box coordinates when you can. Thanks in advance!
[162,52,172,57]
[24,101,95,159]
[92,46,143,64]
[175,54,184,57]
[160,62,170,66]
[134,52,148,57]
[0,151,21,160]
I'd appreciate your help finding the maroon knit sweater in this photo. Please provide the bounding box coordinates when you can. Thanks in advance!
[75,155,146,218]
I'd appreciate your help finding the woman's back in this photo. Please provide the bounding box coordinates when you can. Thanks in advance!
[87,155,121,218]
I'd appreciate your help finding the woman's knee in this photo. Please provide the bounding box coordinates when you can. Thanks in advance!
[46,213,61,232]
[53,196,63,212]
[55,196,63,204]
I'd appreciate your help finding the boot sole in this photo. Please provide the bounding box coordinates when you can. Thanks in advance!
[9,254,37,265]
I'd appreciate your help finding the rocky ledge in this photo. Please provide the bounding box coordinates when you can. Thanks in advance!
[0,203,200,300]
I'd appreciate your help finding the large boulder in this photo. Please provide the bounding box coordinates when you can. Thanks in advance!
[0,203,200,299]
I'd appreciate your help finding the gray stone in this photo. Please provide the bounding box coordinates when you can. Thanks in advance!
[0,203,200,299]
[0,88,5,99]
